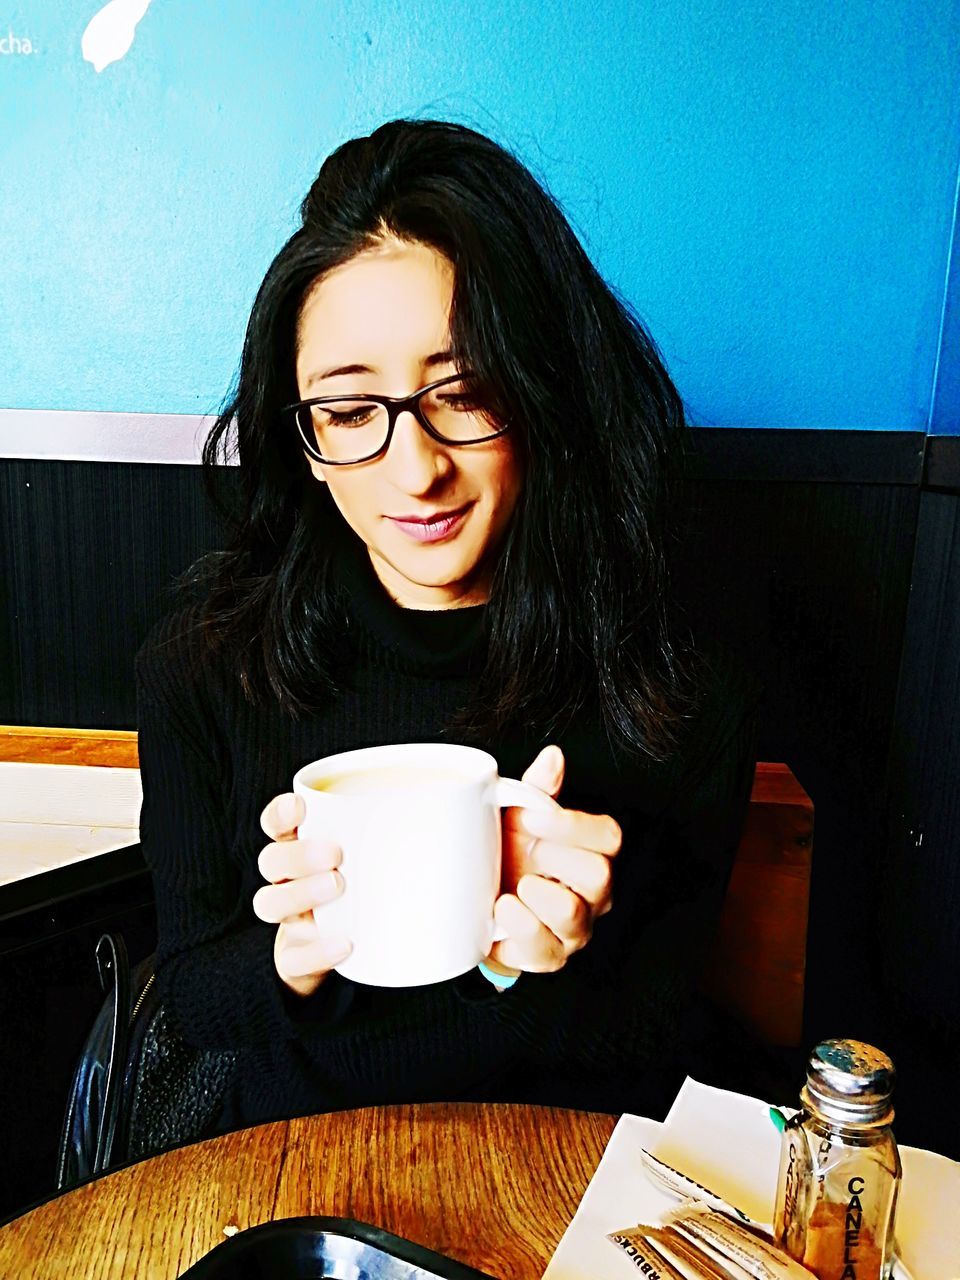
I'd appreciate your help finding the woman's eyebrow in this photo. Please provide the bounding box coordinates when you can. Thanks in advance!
[424,348,456,367]
[305,362,372,387]
[303,350,458,390]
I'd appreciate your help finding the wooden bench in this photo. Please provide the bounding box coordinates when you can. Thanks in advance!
[706,762,813,1046]
[0,729,813,1046]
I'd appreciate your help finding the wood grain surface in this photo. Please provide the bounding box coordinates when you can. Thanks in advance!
[0,1103,617,1279]
[0,726,139,768]
[705,765,814,1047]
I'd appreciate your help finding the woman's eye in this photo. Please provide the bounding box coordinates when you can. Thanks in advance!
[439,394,481,412]
[320,406,377,428]
[438,378,489,411]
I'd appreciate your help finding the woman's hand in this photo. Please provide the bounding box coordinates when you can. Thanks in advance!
[253,793,351,998]
[488,745,621,975]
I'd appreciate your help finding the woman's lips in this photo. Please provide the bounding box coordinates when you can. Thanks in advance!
[386,504,471,543]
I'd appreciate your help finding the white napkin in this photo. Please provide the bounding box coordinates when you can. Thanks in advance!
[543,1077,960,1280]
[541,1112,669,1280]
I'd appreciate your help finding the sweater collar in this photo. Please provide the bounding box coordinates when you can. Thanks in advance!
[334,531,489,678]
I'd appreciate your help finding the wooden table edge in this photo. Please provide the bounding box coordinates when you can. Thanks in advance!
[0,1102,620,1279]
[0,726,139,767]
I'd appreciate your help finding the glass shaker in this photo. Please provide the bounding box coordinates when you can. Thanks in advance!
[774,1039,901,1280]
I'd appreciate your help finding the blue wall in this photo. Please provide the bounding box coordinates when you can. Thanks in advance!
[2,0,959,430]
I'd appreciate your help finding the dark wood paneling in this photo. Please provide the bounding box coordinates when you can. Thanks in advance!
[687,428,924,484]
[1,461,226,726]
[671,477,923,1092]
[674,479,919,794]
[870,487,960,1157]
[883,490,960,1042]
[924,434,960,493]
[0,469,17,719]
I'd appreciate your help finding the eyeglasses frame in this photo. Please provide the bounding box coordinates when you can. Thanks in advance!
[283,373,511,466]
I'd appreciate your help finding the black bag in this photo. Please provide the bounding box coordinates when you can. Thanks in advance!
[56,934,238,1191]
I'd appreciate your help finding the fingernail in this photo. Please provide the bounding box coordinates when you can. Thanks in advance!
[325,939,352,964]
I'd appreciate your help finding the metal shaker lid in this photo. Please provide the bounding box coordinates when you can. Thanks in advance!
[801,1039,896,1126]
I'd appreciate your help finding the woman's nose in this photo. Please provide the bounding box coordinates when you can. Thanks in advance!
[386,410,453,491]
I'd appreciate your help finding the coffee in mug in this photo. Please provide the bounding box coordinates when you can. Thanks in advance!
[293,742,554,987]
[308,766,472,795]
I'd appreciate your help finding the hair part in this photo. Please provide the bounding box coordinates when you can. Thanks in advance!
[190,118,697,760]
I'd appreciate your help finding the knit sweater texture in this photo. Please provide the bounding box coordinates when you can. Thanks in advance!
[136,542,759,1128]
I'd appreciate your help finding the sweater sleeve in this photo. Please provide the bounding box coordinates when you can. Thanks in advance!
[136,617,352,1052]
[474,657,761,1080]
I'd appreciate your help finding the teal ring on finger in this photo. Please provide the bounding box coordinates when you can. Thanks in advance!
[477,961,519,991]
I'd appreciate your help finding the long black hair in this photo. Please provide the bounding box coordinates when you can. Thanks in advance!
[194,118,696,759]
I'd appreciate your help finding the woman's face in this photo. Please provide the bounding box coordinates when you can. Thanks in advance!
[294,238,523,609]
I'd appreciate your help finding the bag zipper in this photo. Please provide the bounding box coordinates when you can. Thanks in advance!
[130,972,155,1024]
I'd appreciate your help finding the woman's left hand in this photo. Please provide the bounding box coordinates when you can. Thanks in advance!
[488,745,622,975]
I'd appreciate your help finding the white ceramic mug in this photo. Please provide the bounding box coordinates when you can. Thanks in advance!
[292,742,555,987]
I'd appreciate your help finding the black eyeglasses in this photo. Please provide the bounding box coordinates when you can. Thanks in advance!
[282,373,510,465]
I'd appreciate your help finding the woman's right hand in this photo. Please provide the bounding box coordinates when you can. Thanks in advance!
[253,792,351,997]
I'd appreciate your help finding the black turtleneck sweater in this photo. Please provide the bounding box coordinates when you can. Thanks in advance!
[135,544,759,1128]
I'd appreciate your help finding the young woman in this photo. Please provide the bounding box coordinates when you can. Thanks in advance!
[136,119,759,1132]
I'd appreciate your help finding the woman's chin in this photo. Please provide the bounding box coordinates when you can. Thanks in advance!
[369,544,490,609]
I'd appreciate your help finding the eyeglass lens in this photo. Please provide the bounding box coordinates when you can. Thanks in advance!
[296,377,502,463]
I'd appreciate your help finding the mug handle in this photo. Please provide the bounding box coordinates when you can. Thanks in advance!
[487,776,559,943]
[489,775,559,815]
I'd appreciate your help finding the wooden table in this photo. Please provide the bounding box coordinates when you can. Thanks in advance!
[0,1103,617,1279]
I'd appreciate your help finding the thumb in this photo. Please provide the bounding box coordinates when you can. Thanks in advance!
[521,744,565,799]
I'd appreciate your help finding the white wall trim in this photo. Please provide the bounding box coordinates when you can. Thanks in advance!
[0,409,222,464]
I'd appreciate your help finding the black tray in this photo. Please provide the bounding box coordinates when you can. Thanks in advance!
[178,1215,498,1279]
